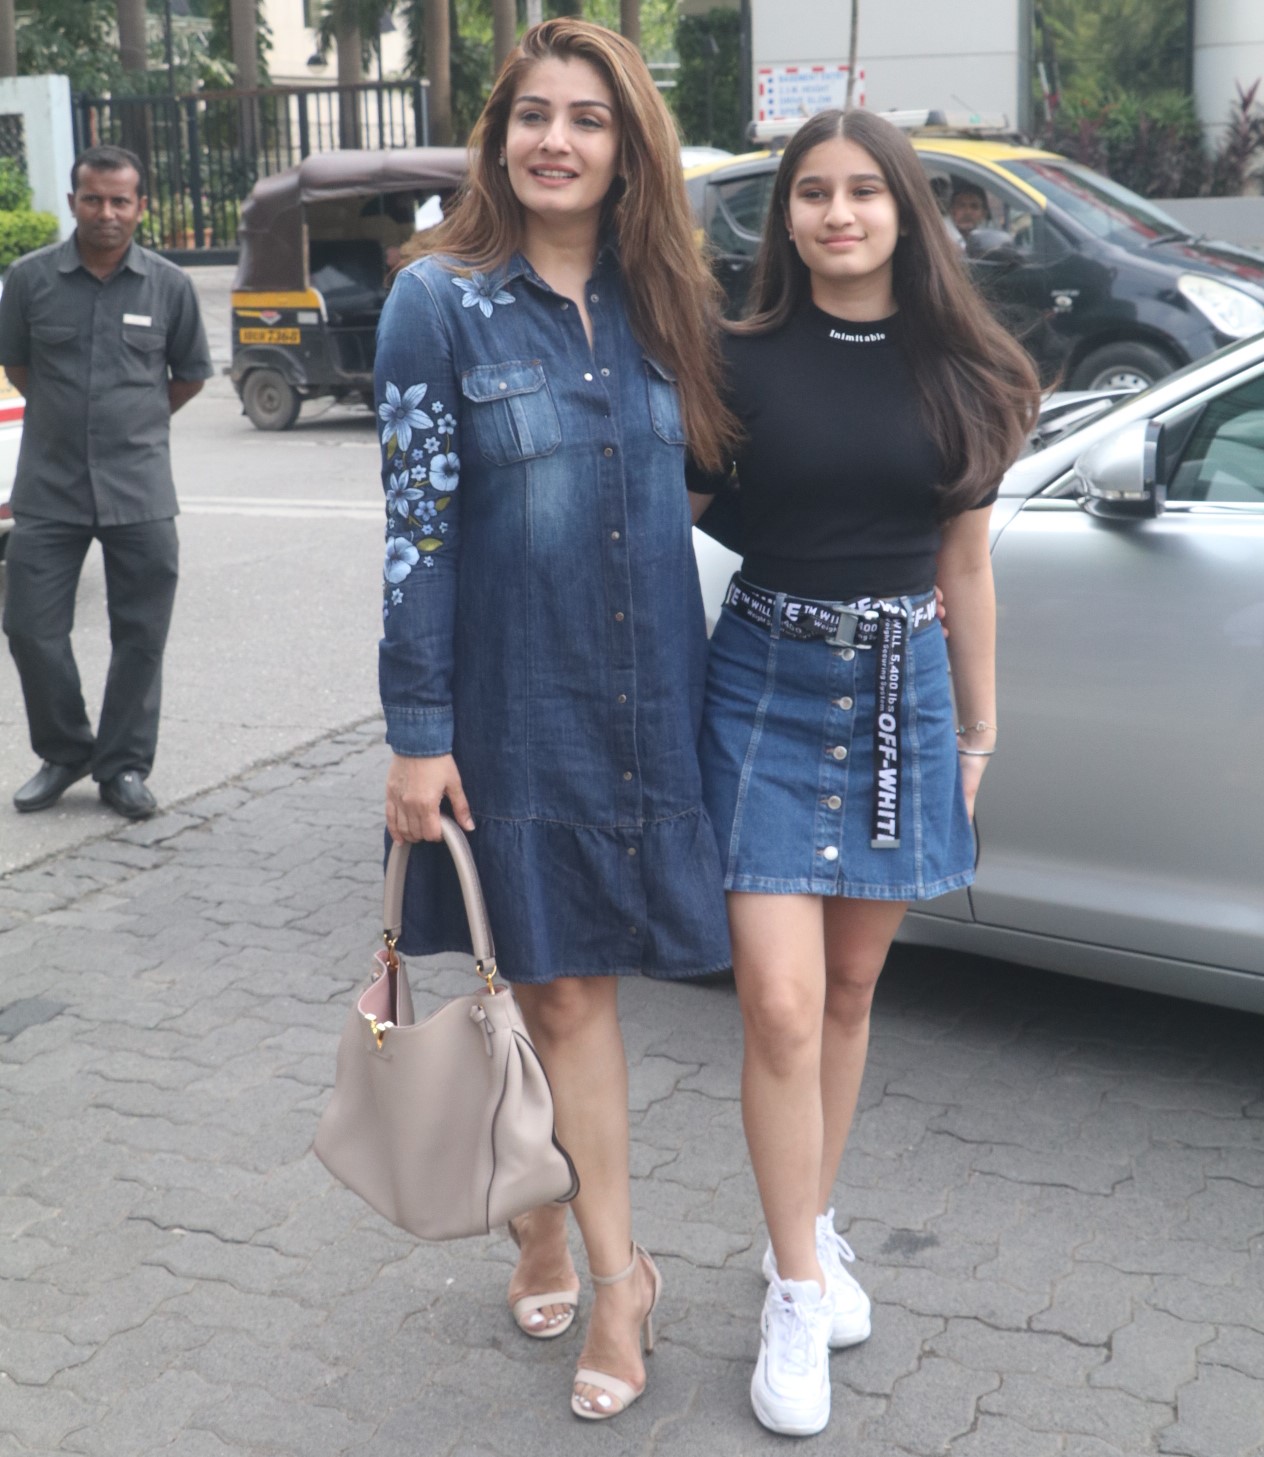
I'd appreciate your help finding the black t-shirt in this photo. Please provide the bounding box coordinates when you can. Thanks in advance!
[688,299,995,600]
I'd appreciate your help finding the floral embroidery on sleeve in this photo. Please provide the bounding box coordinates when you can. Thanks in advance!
[380,382,459,616]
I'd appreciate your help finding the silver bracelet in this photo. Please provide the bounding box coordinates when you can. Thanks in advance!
[956,720,997,736]
[958,747,995,757]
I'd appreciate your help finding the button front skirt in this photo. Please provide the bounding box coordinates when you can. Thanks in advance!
[699,605,975,899]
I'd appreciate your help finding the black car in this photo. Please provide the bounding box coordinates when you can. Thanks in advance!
[685,136,1264,390]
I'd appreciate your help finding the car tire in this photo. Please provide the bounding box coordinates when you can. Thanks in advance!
[1070,342,1177,393]
[242,369,302,431]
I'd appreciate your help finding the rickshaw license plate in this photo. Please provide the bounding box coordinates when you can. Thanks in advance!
[239,327,301,344]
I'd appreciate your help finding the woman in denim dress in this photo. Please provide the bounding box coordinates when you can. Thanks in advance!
[375,20,735,1422]
[689,111,1040,1435]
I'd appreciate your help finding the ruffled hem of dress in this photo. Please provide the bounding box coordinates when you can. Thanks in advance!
[392,808,732,983]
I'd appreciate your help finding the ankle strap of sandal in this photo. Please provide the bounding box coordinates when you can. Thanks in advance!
[590,1242,640,1287]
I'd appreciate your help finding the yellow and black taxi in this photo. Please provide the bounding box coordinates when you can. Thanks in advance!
[231,148,466,429]
[684,116,1264,390]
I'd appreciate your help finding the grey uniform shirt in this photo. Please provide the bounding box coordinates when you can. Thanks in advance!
[0,234,214,526]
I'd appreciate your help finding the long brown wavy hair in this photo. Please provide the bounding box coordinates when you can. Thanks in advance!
[404,18,737,473]
[737,109,1041,514]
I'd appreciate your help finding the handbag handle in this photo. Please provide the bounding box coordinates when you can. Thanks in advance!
[382,816,498,987]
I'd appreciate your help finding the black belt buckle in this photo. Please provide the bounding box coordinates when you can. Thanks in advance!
[827,607,879,649]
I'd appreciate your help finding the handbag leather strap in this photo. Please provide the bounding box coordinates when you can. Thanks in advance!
[383,817,497,977]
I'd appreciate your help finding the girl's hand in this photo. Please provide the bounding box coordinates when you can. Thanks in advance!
[958,752,988,822]
[385,753,475,844]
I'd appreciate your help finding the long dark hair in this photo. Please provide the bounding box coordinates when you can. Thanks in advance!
[404,19,737,474]
[736,109,1040,514]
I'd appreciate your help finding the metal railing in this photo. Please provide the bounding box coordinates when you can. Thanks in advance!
[73,81,430,254]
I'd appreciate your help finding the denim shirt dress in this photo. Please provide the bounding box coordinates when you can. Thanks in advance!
[375,250,730,983]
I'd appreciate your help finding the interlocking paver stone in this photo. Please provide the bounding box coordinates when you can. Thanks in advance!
[2,724,1262,1456]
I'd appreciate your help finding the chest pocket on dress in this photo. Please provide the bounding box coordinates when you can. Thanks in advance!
[644,357,687,446]
[461,360,562,466]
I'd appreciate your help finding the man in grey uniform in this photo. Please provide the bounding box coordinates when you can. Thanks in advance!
[0,145,212,820]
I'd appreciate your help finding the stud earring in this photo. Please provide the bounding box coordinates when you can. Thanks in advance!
[498,153,507,167]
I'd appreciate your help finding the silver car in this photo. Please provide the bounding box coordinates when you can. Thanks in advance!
[694,333,1264,1013]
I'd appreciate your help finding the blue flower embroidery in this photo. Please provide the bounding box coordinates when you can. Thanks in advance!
[430,452,460,493]
[423,435,441,454]
[437,413,456,434]
[385,471,422,518]
[391,588,404,605]
[452,273,516,318]
[379,382,434,453]
[423,556,436,568]
[416,500,437,524]
[439,521,450,534]
[384,536,420,583]
[409,465,428,483]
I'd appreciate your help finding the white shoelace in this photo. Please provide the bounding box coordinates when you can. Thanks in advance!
[767,1291,822,1376]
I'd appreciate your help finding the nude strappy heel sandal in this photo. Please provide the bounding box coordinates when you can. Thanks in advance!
[507,1216,580,1339]
[571,1243,662,1421]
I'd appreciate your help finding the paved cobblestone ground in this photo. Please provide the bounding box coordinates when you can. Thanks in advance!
[1,723,1262,1456]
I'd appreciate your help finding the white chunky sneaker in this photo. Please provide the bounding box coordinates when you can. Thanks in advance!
[761,1209,872,1349]
[750,1275,835,1436]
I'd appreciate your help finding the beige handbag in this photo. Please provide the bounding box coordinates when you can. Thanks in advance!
[314,815,579,1240]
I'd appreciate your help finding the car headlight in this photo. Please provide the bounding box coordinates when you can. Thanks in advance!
[1177,273,1264,338]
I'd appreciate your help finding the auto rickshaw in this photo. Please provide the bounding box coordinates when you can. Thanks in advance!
[231,147,467,430]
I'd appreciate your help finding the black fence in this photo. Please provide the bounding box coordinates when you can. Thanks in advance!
[73,81,430,254]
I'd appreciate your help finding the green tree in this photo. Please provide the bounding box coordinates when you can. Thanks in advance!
[1034,0,1188,114]
[16,0,124,94]
[674,8,740,151]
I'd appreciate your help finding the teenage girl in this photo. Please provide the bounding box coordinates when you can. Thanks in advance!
[688,109,1040,1436]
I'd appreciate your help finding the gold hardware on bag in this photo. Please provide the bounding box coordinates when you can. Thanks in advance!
[476,957,499,995]
[382,930,400,972]
[366,1013,394,1049]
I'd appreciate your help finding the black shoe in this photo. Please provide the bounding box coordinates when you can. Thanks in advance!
[99,771,158,820]
[13,760,92,813]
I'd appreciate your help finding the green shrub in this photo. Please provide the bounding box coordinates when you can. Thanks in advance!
[0,159,32,213]
[1038,90,1205,197]
[0,211,60,268]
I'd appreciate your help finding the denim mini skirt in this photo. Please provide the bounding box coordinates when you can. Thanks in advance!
[699,592,976,900]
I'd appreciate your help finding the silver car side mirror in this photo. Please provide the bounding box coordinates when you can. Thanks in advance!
[1074,419,1166,518]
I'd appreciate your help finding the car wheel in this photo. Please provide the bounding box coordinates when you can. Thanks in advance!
[242,369,302,431]
[1070,342,1177,393]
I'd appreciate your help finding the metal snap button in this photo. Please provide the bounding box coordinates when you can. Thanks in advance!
[584,372,593,381]
[627,846,637,856]
[601,367,610,377]
[837,696,853,710]
[603,447,614,457]
[831,745,847,761]
[616,693,627,704]
[614,611,624,622]
[622,770,633,781]
[822,846,839,861]
[839,648,855,661]
[826,794,842,810]
[590,292,599,302]
[610,530,620,540]
[498,381,508,391]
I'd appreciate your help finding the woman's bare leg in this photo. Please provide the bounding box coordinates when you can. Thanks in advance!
[816,898,907,1213]
[729,892,829,1290]
[514,976,656,1410]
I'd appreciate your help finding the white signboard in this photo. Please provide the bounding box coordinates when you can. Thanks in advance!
[756,63,865,123]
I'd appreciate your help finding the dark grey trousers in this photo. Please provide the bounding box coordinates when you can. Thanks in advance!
[2,515,179,783]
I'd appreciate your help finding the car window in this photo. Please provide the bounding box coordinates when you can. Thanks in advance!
[1169,371,1264,504]
[1001,160,1192,250]
[920,159,1051,257]
[707,173,774,258]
